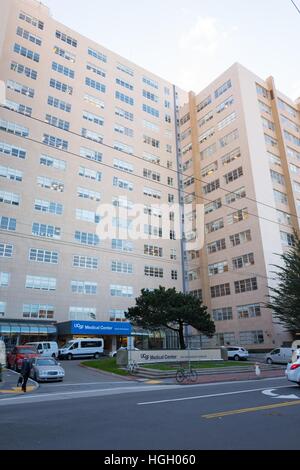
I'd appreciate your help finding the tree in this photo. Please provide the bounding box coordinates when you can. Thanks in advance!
[126,286,215,349]
[266,233,300,334]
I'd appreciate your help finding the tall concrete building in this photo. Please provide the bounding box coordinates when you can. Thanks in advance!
[180,63,300,350]
[0,0,299,351]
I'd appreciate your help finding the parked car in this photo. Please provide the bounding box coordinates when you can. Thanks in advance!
[26,341,59,359]
[7,345,40,372]
[265,348,293,364]
[58,338,104,360]
[285,358,300,386]
[0,340,6,368]
[110,347,139,358]
[226,346,249,361]
[30,357,65,382]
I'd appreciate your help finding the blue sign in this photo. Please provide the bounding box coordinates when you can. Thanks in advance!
[70,321,132,336]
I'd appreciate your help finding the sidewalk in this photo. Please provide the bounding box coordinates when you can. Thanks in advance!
[0,369,38,394]
[173,368,285,385]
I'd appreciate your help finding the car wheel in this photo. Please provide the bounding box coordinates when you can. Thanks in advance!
[234,354,240,361]
[266,358,273,365]
[94,353,100,359]
[67,353,73,361]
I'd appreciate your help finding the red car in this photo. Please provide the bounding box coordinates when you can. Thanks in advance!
[7,345,40,372]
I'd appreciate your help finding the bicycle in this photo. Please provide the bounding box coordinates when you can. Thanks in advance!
[127,360,138,375]
[175,365,198,384]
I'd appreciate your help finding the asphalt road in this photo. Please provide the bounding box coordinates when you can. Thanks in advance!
[1,376,300,450]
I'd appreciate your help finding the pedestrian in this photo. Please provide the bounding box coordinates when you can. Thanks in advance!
[255,362,261,378]
[20,358,32,393]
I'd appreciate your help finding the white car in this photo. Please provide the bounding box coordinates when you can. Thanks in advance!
[226,346,249,361]
[285,358,300,386]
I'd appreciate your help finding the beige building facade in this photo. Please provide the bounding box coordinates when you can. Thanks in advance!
[0,0,299,350]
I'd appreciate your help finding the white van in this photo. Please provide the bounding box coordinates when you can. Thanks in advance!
[265,347,293,364]
[0,340,6,368]
[58,338,104,360]
[26,341,59,359]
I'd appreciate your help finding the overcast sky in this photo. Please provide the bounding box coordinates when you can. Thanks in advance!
[44,0,300,100]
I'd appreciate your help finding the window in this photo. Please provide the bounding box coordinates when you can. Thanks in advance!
[143,152,160,165]
[112,197,133,210]
[225,187,246,204]
[287,147,300,161]
[74,231,100,246]
[116,91,134,106]
[29,249,58,264]
[265,134,278,148]
[13,43,40,62]
[273,189,288,205]
[240,330,264,345]
[200,143,217,160]
[0,191,20,206]
[207,239,226,254]
[198,111,213,128]
[40,154,66,171]
[50,78,73,95]
[204,199,222,214]
[218,112,236,130]
[112,239,133,252]
[216,96,234,114]
[69,307,97,321]
[112,261,133,274]
[201,161,218,178]
[277,210,292,225]
[115,107,134,122]
[86,62,106,78]
[85,77,106,93]
[4,99,32,117]
[144,245,163,257]
[0,301,5,317]
[114,141,133,155]
[270,169,285,185]
[224,167,243,184]
[227,208,248,225]
[37,176,64,192]
[6,79,34,98]
[143,104,159,118]
[144,266,164,278]
[88,47,107,63]
[203,179,220,194]
[117,63,134,76]
[23,304,54,319]
[0,243,13,258]
[109,310,126,321]
[220,129,239,148]
[232,253,254,270]
[81,128,103,144]
[113,177,133,192]
[142,76,158,89]
[45,114,70,131]
[262,116,275,132]
[199,127,215,144]
[84,94,104,110]
[144,225,163,238]
[171,270,178,280]
[229,230,251,247]
[211,283,231,298]
[54,46,76,63]
[143,135,160,148]
[0,120,28,137]
[215,80,232,99]
[79,166,102,181]
[237,304,261,319]
[56,31,77,47]
[205,218,224,234]
[32,223,61,239]
[76,209,100,224]
[280,231,295,247]
[0,272,10,288]
[208,261,228,276]
[258,100,272,115]
[77,187,101,202]
[52,61,74,79]
[73,255,98,269]
[268,152,281,167]
[19,11,44,30]
[110,285,133,297]
[10,61,37,80]
[71,281,97,295]
[0,216,16,231]
[213,308,233,321]
[26,275,56,291]
[80,147,102,163]
[143,168,160,182]
[116,78,134,91]
[143,120,159,133]
[43,134,68,150]
[143,89,159,103]
[114,124,134,137]
[284,130,300,147]
[83,111,104,127]
[143,187,161,199]
[0,166,23,182]
[48,96,71,113]
[197,96,211,112]
[235,278,257,293]
[256,84,270,99]
[34,199,63,215]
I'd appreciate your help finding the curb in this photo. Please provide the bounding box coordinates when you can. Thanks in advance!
[0,369,39,395]
[79,363,143,382]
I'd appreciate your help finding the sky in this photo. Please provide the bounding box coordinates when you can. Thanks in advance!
[44,0,300,100]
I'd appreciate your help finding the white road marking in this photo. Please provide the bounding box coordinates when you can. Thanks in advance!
[138,385,297,406]
[262,389,299,399]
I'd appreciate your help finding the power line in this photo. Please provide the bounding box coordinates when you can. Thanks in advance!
[0,106,298,231]
[291,0,300,15]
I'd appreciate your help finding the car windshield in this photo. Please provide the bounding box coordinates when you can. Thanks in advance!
[36,359,57,366]
[61,342,73,349]
[18,348,37,354]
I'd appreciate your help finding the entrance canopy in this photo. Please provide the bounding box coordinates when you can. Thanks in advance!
[57,320,132,336]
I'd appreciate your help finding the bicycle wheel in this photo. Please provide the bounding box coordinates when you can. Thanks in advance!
[176,369,186,383]
[189,370,198,383]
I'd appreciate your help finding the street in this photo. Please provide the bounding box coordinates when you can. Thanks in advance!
[1,374,300,450]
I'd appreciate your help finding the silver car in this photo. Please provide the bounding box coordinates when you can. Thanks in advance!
[30,357,65,382]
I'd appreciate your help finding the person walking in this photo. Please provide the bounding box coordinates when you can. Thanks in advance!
[20,358,32,393]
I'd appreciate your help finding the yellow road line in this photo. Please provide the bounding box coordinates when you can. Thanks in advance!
[202,400,300,419]
[145,380,162,385]
[0,386,36,394]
